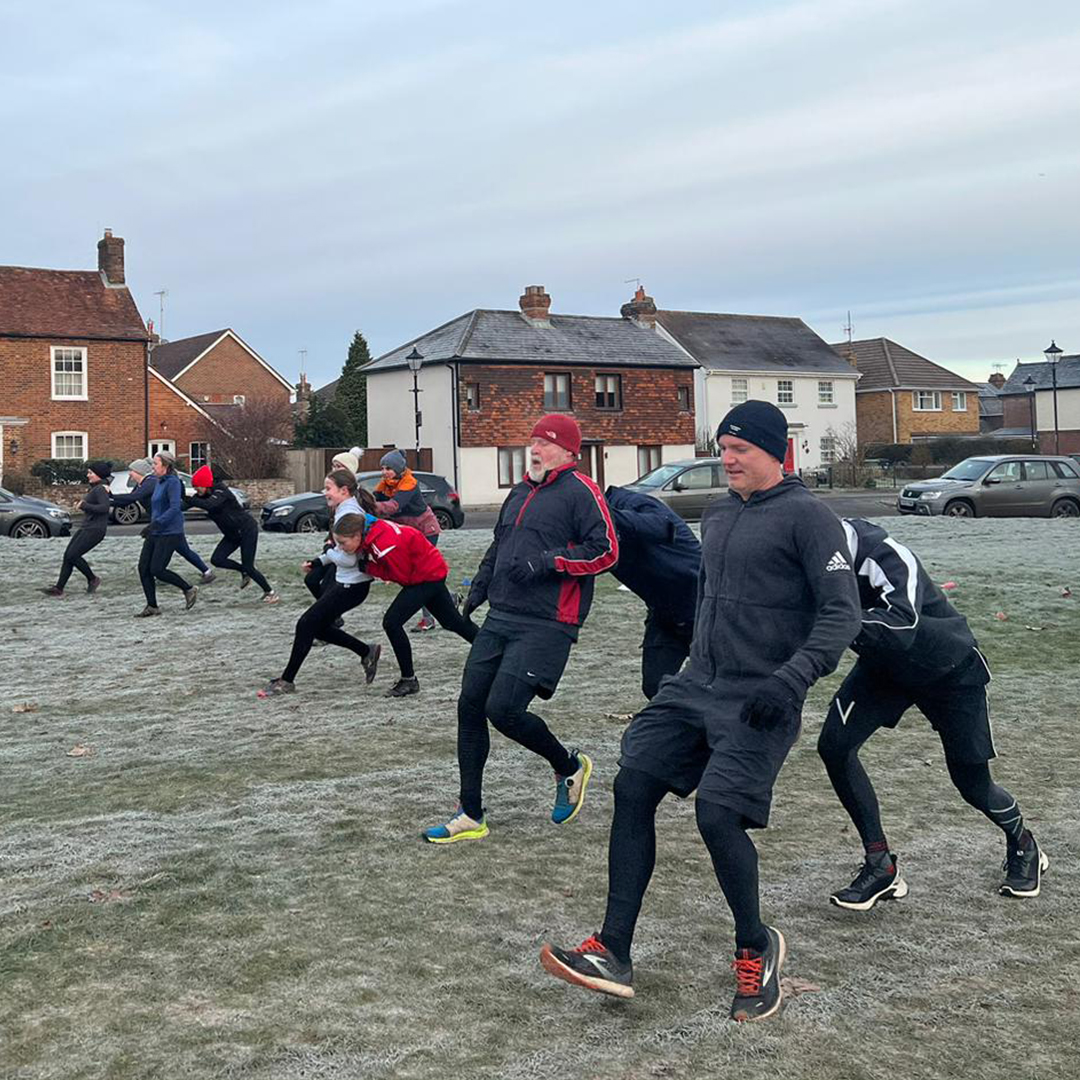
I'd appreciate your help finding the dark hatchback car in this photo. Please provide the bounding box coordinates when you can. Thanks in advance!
[0,486,73,538]
[620,458,728,520]
[261,471,465,533]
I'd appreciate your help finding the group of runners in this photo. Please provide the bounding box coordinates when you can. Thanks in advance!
[36,401,1046,1023]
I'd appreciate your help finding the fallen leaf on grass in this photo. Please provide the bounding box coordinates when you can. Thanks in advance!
[67,744,95,757]
[1025,625,1045,632]
[605,712,635,722]
[994,612,1008,621]
[12,702,39,713]
[780,977,821,997]
[940,581,958,591]
[88,888,130,904]
[1061,587,1072,598]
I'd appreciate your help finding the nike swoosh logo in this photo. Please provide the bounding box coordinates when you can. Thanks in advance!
[526,671,537,677]
[836,700,855,726]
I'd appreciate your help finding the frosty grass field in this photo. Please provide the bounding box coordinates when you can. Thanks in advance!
[1,515,1077,1080]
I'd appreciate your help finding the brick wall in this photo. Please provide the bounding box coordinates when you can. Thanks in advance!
[172,336,290,404]
[857,388,981,445]
[0,336,146,476]
[457,364,695,447]
[855,390,896,445]
[148,375,217,470]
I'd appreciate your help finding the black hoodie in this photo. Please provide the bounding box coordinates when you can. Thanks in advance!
[183,482,250,537]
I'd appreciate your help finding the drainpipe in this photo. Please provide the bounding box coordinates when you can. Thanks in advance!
[450,362,460,493]
[891,390,898,444]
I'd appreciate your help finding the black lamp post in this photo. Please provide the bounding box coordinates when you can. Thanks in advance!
[1044,340,1062,455]
[405,347,424,457]
[1023,374,1037,450]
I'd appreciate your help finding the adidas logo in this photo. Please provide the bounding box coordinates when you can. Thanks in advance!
[825,551,851,572]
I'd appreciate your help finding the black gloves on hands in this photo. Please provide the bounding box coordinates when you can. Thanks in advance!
[463,589,485,619]
[739,675,803,731]
[507,551,555,586]
[139,525,151,539]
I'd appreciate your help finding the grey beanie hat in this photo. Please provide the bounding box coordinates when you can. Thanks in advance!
[128,457,153,477]
[380,449,407,475]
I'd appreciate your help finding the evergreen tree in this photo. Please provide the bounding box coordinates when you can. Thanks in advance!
[293,393,350,448]
[335,330,370,446]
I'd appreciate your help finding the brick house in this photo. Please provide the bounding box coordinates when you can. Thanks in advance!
[831,337,980,445]
[148,328,293,469]
[359,285,697,505]
[0,231,148,483]
[998,355,1080,455]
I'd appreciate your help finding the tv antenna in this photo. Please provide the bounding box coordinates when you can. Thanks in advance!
[299,348,308,378]
[623,277,642,288]
[842,310,854,344]
[154,289,168,339]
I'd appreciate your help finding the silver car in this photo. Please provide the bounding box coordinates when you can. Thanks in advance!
[622,458,729,520]
[897,455,1080,518]
[108,470,250,525]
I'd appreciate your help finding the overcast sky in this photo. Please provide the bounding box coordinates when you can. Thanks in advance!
[3,0,1078,387]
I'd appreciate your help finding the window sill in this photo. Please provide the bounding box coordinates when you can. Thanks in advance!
[778,403,797,409]
[51,395,89,402]
[817,403,838,409]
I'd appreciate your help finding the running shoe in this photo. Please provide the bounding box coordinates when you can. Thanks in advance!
[262,591,280,604]
[184,586,199,610]
[552,750,593,824]
[257,678,295,698]
[240,574,252,590]
[830,853,908,911]
[1000,832,1048,898]
[385,676,420,697]
[422,806,488,844]
[730,925,786,1023]
[201,570,216,584]
[39,586,64,598]
[134,606,161,618]
[87,577,102,594]
[411,618,436,633]
[539,936,634,998]
[361,643,382,685]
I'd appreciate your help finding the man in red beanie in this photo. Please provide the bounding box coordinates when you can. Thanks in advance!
[184,465,278,603]
[423,414,619,843]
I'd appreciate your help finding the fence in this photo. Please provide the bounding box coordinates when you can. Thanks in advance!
[285,447,433,493]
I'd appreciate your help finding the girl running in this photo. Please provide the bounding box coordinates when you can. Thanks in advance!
[304,469,371,601]
[40,461,113,597]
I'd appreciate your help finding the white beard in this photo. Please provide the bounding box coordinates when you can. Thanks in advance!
[527,465,546,482]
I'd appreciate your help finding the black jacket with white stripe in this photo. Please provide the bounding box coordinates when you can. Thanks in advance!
[841,518,976,684]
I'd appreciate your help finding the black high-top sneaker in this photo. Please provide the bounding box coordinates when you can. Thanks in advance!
[1000,832,1048,898]
[830,853,909,911]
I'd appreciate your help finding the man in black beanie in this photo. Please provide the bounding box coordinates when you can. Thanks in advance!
[540,400,861,1023]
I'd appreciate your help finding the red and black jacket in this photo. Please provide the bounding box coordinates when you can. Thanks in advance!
[470,463,618,628]
[360,517,449,587]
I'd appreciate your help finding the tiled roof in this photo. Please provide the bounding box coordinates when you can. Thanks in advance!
[360,309,696,374]
[148,330,229,379]
[977,383,1004,416]
[1000,357,1080,394]
[0,266,148,341]
[658,311,856,375]
[829,338,979,392]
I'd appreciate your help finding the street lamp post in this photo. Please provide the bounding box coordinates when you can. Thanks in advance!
[1023,374,1037,450]
[405,347,424,458]
[1044,340,1062,455]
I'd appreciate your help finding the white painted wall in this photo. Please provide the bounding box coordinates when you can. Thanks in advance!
[701,371,858,472]
[366,364,457,481]
[1034,387,1080,429]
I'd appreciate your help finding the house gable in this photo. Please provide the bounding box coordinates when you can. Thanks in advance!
[150,329,293,399]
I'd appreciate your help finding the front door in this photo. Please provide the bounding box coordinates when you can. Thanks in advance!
[149,439,176,458]
[578,442,606,489]
[784,438,795,472]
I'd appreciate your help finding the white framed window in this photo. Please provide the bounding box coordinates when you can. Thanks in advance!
[731,377,748,403]
[595,374,622,410]
[465,382,481,411]
[777,379,794,404]
[637,445,661,475]
[232,394,246,406]
[951,391,967,411]
[51,346,87,400]
[543,373,571,411]
[818,380,835,404]
[677,385,691,412]
[820,435,837,464]
[913,390,942,411]
[52,431,87,459]
[498,446,526,487]
[149,440,176,457]
[190,442,211,469]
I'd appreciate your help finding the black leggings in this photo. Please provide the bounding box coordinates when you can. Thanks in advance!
[383,579,477,679]
[305,558,334,600]
[599,767,768,961]
[138,535,191,606]
[211,523,271,593]
[282,582,371,683]
[56,527,105,589]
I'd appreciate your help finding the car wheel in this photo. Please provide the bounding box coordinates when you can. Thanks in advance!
[113,503,141,526]
[295,512,322,533]
[11,517,49,539]
[433,508,454,530]
[1051,498,1080,518]
[944,500,975,518]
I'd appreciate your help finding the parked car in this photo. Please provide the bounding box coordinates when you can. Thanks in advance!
[621,458,728,520]
[261,471,465,533]
[0,486,72,538]
[107,470,250,525]
[896,455,1080,518]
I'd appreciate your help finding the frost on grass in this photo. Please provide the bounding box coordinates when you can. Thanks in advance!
[0,518,1078,1080]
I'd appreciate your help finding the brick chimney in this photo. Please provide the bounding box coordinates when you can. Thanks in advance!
[519,284,552,326]
[988,372,1006,389]
[620,284,657,329]
[98,228,125,286]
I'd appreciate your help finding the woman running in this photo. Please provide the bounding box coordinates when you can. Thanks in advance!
[40,461,113,597]
[185,465,278,603]
[134,452,197,617]
[339,512,477,697]
[259,514,381,698]
[304,469,369,601]
[374,449,442,632]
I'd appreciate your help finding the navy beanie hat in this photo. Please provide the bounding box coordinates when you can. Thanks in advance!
[716,400,789,463]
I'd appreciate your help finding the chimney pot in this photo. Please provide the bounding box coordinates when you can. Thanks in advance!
[988,372,1006,389]
[98,230,126,285]
[519,284,552,325]
[620,284,657,329]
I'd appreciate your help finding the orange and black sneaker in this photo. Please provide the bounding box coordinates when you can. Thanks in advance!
[539,935,634,999]
[730,925,786,1022]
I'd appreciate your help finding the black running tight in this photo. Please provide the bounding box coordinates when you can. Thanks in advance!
[138,535,191,607]
[211,523,271,593]
[282,582,371,683]
[383,579,477,679]
[56,527,105,589]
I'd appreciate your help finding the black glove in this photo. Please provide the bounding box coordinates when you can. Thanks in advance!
[507,551,554,585]
[739,675,803,731]
[139,525,151,539]
[463,588,485,619]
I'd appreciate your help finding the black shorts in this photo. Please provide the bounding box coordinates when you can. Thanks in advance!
[466,615,574,700]
[820,649,995,764]
[619,672,801,828]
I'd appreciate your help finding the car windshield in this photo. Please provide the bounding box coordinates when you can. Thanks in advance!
[940,458,994,481]
[634,464,685,488]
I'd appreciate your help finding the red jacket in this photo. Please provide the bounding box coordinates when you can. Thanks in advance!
[360,518,448,586]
